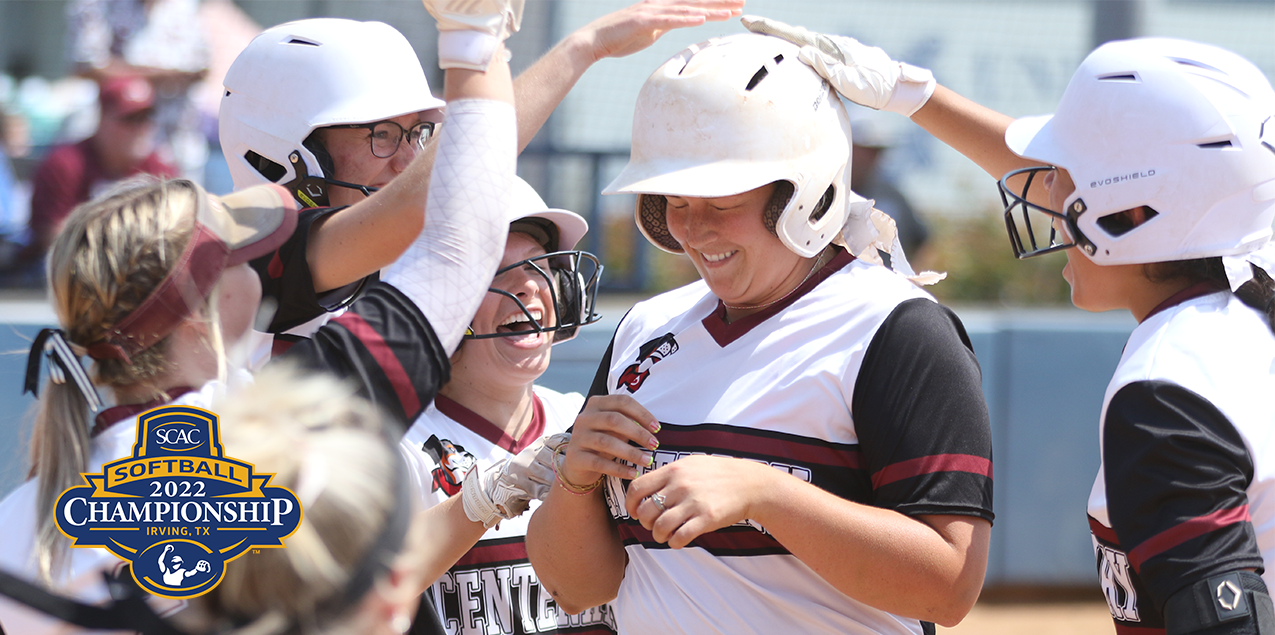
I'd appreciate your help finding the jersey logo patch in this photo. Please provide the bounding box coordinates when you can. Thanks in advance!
[423,435,476,497]
[54,405,303,600]
[617,333,678,393]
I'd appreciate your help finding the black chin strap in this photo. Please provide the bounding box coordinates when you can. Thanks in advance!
[281,150,378,209]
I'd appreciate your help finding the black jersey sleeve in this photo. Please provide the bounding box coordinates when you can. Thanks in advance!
[249,205,376,333]
[277,282,450,437]
[1103,380,1263,616]
[586,336,616,403]
[851,298,994,522]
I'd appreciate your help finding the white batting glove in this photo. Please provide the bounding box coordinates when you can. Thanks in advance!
[423,0,525,71]
[741,15,935,117]
[512,432,568,502]
[460,433,566,528]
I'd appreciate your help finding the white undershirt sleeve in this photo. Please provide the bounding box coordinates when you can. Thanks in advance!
[381,98,516,354]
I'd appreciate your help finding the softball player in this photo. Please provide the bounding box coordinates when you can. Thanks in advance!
[218,1,747,348]
[526,33,993,635]
[0,1,533,630]
[746,17,1275,635]
[399,177,613,634]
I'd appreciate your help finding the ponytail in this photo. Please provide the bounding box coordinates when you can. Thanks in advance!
[1147,257,1275,335]
[29,381,91,581]
[31,177,198,580]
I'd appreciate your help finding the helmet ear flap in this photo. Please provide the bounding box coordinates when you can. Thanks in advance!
[637,194,683,253]
[302,132,335,179]
[763,181,795,235]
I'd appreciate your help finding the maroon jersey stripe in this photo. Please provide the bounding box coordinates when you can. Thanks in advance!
[452,539,529,568]
[332,311,421,416]
[1128,504,1251,571]
[1089,515,1121,545]
[617,521,788,555]
[871,454,992,489]
[655,426,860,469]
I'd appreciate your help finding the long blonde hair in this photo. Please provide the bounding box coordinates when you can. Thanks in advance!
[32,177,209,580]
[181,365,408,635]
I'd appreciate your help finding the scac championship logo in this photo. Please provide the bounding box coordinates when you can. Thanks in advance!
[54,405,302,599]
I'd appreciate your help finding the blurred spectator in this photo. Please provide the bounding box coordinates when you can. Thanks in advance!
[0,106,31,277]
[66,0,210,182]
[850,109,931,258]
[18,75,177,275]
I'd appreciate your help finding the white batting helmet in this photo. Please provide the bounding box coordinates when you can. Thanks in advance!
[1002,37,1275,265]
[603,33,853,258]
[219,18,445,205]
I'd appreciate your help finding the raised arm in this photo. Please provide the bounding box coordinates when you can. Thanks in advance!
[379,0,521,354]
[282,1,520,426]
[306,141,438,295]
[742,15,1037,181]
[513,0,743,153]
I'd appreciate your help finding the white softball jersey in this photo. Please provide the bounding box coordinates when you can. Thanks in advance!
[592,249,994,635]
[1087,287,1275,634]
[400,386,618,635]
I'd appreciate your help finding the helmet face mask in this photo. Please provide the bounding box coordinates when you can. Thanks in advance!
[464,177,603,345]
[466,250,602,344]
[1002,37,1275,265]
[605,33,853,259]
[1000,166,1087,259]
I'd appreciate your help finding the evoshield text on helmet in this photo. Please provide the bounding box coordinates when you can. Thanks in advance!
[466,178,603,344]
[603,33,853,259]
[219,18,445,208]
[1002,37,1275,265]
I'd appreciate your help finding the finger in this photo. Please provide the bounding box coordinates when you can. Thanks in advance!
[566,445,644,482]
[624,467,675,514]
[629,493,667,531]
[573,410,658,455]
[585,394,662,437]
[573,431,653,474]
[740,15,817,47]
[649,500,696,545]
[665,513,711,549]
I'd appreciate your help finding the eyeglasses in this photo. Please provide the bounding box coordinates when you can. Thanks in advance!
[330,120,437,159]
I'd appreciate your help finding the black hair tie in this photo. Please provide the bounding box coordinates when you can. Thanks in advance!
[23,328,103,413]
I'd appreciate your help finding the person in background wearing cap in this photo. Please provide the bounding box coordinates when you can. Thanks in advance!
[741,15,1275,635]
[0,1,552,632]
[398,177,609,634]
[66,0,211,182]
[20,75,177,272]
[218,1,745,353]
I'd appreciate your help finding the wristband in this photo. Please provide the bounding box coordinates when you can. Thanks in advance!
[1165,571,1275,635]
[460,467,500,528]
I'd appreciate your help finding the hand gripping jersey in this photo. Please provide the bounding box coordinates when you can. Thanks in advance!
[400,386,618,635]
[1088,289,1275,634]
[591,249,994,635]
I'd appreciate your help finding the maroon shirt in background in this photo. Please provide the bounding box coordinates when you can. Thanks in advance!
[25,137,177,258]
